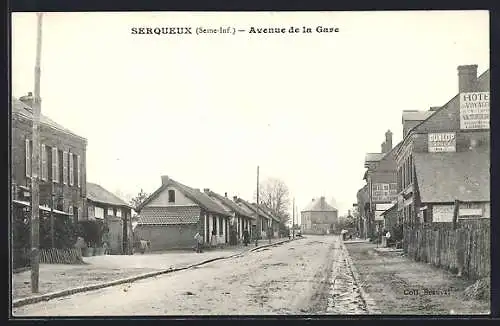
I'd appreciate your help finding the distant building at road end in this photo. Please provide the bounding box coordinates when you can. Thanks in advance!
[301,197,338,235]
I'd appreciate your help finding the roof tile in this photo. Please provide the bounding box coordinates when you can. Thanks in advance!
[137,206,201,225]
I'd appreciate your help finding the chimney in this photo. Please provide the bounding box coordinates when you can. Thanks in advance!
[385,130,393,151]
[458,65,478,93]
[233,196,238,201]
[430,106,440,111]
[203,188,210,193]
[312,198,315,202]
[224,192,228,198]
[19,92,34,108]
[161,175,169,185]
[381,142,386,153]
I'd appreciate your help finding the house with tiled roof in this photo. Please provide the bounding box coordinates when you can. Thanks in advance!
[301,196,338,235]
[86,182,133,254]
[256,204,281,238]
[233,197,271,240]
[394,64,490,226]
[134,176,232,250]
[203,190,256,244]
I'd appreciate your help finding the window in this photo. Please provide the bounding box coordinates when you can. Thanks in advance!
[212,216,217,234]
[41,144,47,181]
[168,190,175,203]
[52,147,58,183]
[25,139,31,177]
[219,217,223,236]
[116,209,122,218]
[63,151,68,185]
[77,155,81,188]
[95,206,104,219]
[58,150,64,184]
[107,208,114,216]
[69,206,74,216]
[69,152,74,186]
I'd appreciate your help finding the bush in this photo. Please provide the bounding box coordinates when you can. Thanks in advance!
[12,208,81,250]
[78,220,106,247]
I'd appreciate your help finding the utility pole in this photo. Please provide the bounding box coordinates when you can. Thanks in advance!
[50,186,55,248]
[30,12,44,293]
[255,166,259,247]
[292,197,295,239]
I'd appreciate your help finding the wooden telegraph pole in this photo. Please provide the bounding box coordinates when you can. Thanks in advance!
[30,12,44,293]
[292,197,295,239]
[255,166,259,246]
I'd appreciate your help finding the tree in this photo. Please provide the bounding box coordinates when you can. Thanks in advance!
[130,189,149,211]
[254,177,291,224]
[335,215,356,231]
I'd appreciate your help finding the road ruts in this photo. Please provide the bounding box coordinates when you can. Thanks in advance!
[326,240,369,314]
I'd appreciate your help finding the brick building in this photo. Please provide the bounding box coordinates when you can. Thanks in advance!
[355,185,369,238]
[394,64,490,226]
[135,176,232,250]
[301,196,338,235]
[11,94,87,222]
[362,130,400,237]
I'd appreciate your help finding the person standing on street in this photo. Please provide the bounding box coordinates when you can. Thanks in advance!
[194,232,203,253]
[243,229,249,246]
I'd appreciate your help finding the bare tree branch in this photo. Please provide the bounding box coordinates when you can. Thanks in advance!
[130,189,149,211]
[254,177,291,224]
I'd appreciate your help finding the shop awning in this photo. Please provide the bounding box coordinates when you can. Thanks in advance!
[12,199,71,216]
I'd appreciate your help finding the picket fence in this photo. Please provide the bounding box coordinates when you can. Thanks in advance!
[403,221,490,280]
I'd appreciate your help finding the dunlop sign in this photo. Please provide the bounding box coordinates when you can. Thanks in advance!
[428,132,456,152]
[460,92,489,130]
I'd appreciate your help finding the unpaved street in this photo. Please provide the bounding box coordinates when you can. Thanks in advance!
[14,236,359,316]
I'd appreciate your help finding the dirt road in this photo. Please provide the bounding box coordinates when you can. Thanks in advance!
[14,235,353,316]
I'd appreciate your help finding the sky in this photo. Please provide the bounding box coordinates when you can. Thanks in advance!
[11,11,489,222]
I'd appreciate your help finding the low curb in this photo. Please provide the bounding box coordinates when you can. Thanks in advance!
[249,237,299,253]
[12,238,294,308]
[341,242,381,315]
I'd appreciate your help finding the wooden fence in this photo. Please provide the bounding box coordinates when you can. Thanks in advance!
[40,248,85,264]
[403,221,490,280]
[13,248,85,268]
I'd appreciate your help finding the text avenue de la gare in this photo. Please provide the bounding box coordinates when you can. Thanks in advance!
[130,26,340,35]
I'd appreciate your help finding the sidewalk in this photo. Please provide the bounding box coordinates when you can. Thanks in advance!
[12,237,290,303]
[344,241,490,315]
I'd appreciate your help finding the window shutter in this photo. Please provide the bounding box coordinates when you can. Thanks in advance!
[52,147,58,182]
[25,139,31,177]
[69,152,74,186]
[63,151,68,185]
[41,144,47,181]
[77,155,81,188]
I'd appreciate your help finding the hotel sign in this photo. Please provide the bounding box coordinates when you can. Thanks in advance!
[428,132,456,152]
[371,183,397,202]
[460,92,489,130]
